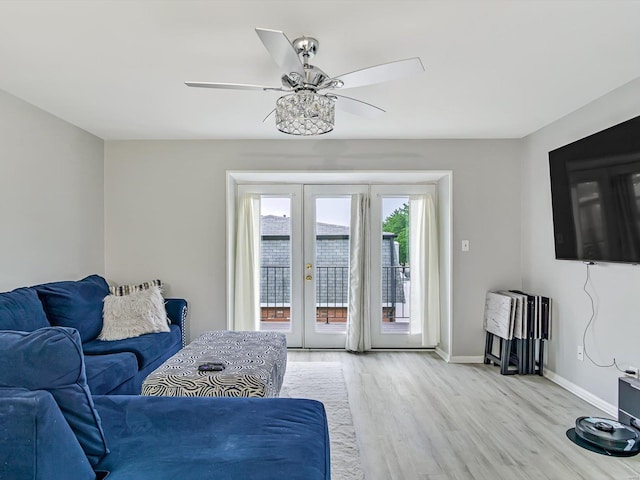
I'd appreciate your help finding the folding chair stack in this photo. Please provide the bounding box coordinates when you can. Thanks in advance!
[483,290,551,376]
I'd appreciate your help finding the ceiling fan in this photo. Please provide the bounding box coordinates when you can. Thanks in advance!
[185,28,425,135]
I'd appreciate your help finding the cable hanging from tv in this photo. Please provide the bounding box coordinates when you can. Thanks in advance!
[581,262,626,373]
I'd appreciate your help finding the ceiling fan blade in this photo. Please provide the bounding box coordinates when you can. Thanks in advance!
[331,94,386,118]
[331,57,424,90]
[255,28,304,75]
[185,81,285,92]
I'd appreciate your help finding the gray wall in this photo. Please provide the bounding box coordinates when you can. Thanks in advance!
[104,139,522,356]
[0,89,104,291]
[521,77,640,407]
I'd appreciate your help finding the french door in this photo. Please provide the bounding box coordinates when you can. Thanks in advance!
[236,183,437,349]
[369,184,436,348]
[243,184,302,346]
[303,185,368,347]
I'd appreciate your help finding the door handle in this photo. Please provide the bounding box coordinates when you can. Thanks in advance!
[305,275,312,281]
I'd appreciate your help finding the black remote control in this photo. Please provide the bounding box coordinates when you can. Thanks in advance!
[198,363,225,372]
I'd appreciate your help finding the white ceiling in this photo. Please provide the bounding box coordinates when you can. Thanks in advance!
[0,1,639,140]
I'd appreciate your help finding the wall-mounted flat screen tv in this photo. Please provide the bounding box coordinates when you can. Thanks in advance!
[549,115,640,263]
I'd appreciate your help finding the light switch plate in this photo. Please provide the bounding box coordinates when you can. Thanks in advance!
[461,240,470,252]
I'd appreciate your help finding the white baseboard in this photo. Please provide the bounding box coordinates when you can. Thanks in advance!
[435,347,449,362]
[449,355,484,364]
[435,348,483,364]
[543,369,617,417]
[435,348,484,364]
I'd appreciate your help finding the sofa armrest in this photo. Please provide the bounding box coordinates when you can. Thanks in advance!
[0,388,95,480]
[165,298,188,347]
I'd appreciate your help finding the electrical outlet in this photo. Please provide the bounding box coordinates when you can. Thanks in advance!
[626,366,639,377]
[577,345,584,361]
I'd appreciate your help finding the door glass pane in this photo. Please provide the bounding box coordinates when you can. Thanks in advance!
[381,197,410,334]
[315,197,351,333]
[259,197,291,332]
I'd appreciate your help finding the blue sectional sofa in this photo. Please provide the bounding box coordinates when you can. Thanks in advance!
[0,275,187,394]
[0,327,330,479]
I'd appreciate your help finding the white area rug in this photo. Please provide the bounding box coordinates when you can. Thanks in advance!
[280,362,365,480]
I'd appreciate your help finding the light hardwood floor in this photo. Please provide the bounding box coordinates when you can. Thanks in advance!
[287,351,640,480]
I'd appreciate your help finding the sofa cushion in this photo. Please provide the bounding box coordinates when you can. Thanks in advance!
[99,285,170,341]
[83,324,182,369]
[33,275,109,342]
[0,388,96,480]
[93,396,330,480]
[109,279,163,296]
[0,327,109,466]
[84,352,138,395]
[0,287,50,331]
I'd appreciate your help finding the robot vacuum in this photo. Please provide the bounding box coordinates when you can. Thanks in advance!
[566,416,640,456]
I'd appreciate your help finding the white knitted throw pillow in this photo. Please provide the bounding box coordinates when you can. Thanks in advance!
[99,285,170,341]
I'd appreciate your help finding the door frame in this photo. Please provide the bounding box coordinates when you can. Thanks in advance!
[226,171,452,357]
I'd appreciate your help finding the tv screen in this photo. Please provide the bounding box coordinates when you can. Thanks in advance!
[549,114,640,263]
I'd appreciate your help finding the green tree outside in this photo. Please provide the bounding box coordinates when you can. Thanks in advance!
[382,203,409,264]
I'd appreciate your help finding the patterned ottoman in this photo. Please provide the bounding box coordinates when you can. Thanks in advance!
[141,330,287,398]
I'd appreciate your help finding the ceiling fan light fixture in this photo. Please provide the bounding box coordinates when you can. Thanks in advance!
[186,29,425,134]
[275,91,335,136]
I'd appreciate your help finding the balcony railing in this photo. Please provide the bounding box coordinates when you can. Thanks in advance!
[260,266,290,321]
[382,265,410,322]
[315,266,347,323]
[260,265,410,324]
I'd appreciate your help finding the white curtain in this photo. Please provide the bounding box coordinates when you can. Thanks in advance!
[409,194,440,347]
[233,193,261,331]
[346,193,370,352]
